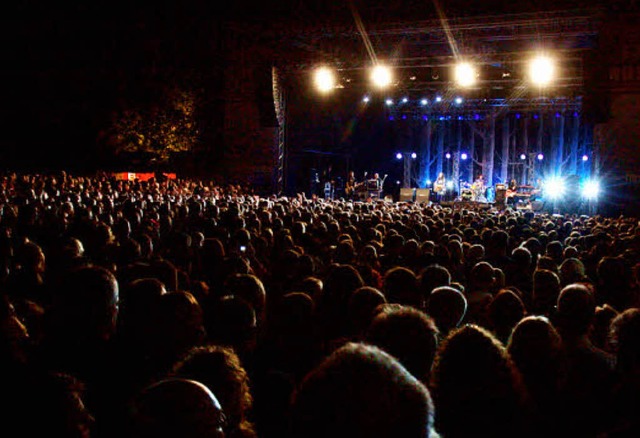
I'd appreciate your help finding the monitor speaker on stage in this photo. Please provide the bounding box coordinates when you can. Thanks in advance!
[494,185,507,204]
[399,188,415,202]
[416,188,430,204]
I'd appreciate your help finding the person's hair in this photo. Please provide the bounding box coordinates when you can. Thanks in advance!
[532,269,561,315]
[172,345,256,437]
[426,286,467,335]
[290,342,434,438]
[419,264,451,298]
[366,306,439,382]
[430,324,527,438]
[555,283,596,337]
[383,266,421,308]
[51,265,119,340]
[609,308,640,375]
[488,289,526,344]
[558,258,587,287]
[128,378,226,438]
[507,316,567,405]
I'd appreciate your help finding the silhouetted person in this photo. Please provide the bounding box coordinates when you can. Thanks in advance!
[290,343,434,438]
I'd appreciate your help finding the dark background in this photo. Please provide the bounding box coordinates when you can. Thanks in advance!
[0,0,630,173]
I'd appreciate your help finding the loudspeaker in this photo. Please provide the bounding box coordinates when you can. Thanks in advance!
[416,188,430,204]
[495,186,507,204]
[399,188,415,202]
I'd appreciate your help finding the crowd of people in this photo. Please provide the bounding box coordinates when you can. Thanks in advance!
[1,171,639,437]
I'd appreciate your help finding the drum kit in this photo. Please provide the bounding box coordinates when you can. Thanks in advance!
[459,181,486,202]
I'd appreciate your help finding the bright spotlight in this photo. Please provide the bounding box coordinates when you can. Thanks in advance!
[402,97,409,103]
[445,153,451,159]
[454,62,477,87]
[396,152,403,160]
[537,153,544,161]
[455,97,463,105]
[371,65,392,88]
[363,96,370,103]
[529,56,555,86]
[520,153,527,160]
[420,99,428,106]
[461,153,468,160]
[435,96,442,102]
[582,154,589,162]
[582,180,601,200]
[411,152,417,159]
[426,180,432,186]
[544,177,566,200]
[314,67,336,93]
[446,181,454,190]
[385,98,394,106]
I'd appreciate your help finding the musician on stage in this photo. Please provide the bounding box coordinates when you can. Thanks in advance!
[345,171,357,198]
[507,178,518,206]
[472,174,486,202]
[433,172,446,202]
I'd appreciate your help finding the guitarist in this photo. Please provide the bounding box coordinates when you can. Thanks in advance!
[345,171,357,198]
[433,172,446,201]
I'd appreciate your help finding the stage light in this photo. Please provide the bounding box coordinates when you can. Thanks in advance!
[363,96,370,103]
[446,181,454,190]
[445,153,451,159]
[455,97,463,105]
[582,154,589,162]
[396,152,403,160]
[461,153,468,160]
[582,180,600,200]
[402,97,408,103]
[520,153,527,160]
[411,152,417,159]
[420,99,428,106]
[529,55,555,86]
[314,67,336,93]
[371,65,392,88]
[435,96,442,102]
[537,153,544,161]
[426,179,432,186]
[454,62,477,87]
[544,177,566,200]
[396,180,401,185]
[385,98,394,106]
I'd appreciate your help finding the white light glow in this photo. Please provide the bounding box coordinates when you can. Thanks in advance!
[454,62,477,87]
[582,180,601,200]
[371,65,393,88]
[411,152,417,159]
[544,177,566,200]
[314,67,336,93]
[446,181,454,190]
[420,99,428,105]
[461,153,468,160]
[520,153,527,160]
[529,56,555,86]
[396,152,403,160]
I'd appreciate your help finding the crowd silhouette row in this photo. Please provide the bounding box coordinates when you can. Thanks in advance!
[1,172,639,437]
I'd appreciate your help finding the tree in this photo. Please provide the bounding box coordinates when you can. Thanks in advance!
[104,85,200,166]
